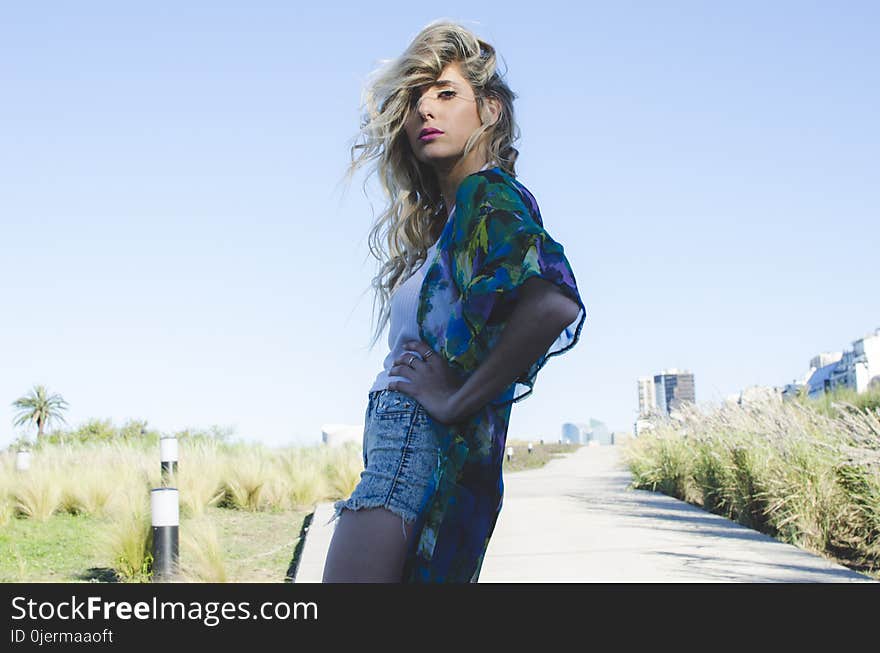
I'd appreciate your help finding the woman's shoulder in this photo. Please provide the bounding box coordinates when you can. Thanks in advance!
[454,167,541,225]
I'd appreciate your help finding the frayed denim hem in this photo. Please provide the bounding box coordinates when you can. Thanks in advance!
[326,497,417,542]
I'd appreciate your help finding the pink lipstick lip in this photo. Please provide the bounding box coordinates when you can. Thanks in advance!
[419,131,442,141]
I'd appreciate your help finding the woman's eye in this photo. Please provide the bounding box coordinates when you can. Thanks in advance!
[410,88,456,110]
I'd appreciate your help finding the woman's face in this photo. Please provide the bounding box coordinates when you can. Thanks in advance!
[403,61,496,169]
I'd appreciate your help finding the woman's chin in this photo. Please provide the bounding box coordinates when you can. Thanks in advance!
[416,151,462,169]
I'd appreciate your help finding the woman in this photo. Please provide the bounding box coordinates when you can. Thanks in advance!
[322,20,587,583]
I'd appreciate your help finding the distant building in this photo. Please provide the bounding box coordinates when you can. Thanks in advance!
[783,370,815,399]
[811,352,844,369]
[637,377,657,417]
[807,362,842,398]
[561,422,584,444]
[653,369,695,415]
[783,328,880,400]
[634,368,696,436]
[562,419,611,445]
[828,350,855,393]
[847,329,880,392]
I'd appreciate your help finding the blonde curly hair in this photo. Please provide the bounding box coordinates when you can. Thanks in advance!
[341,19,521,349]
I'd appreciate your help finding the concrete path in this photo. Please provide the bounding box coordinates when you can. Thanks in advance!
[292,502,338,584]
[294,445,876,583]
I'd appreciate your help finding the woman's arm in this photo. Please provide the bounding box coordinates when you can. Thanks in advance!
[390,276,581,425]
[446,276,582,421]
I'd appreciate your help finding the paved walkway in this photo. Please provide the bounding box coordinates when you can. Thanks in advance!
[294,445,876,583]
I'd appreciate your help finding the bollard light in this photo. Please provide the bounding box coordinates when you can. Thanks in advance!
[160,435,178,485]
[528,442,533,454]
[150,487,179,582]
[15,450,31,472]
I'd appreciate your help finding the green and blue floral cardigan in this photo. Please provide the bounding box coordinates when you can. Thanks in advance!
[401,166,587,582]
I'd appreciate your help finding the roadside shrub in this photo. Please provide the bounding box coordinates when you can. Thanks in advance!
[221,448,267,511]
[12,463,62,521]
[174,440,226,517]
[621,394,880,576]
[102,497,152,583]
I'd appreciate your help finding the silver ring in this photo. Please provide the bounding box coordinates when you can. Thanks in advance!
[423,350,434,361]
[407,355,416,369]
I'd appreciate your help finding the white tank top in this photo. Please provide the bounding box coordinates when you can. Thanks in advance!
[370,162,495,393]
[369,238,442,393]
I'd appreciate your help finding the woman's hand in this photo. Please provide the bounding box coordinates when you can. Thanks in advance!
[388,341,466,425]
[388,280,581,426]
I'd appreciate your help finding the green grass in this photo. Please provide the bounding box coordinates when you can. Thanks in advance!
[0,508,308,583]
[208,507,306,582]
[0,513,108,582]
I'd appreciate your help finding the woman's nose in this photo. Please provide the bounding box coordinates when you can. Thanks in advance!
[415,94,437,119]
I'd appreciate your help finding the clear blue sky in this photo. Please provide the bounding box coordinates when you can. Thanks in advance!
[1,2,877,448]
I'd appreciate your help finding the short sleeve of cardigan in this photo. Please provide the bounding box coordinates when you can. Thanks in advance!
[460,194,587,406]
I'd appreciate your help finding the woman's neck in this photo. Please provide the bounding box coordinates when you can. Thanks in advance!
[430,158,496,245]
[435,156,496,219]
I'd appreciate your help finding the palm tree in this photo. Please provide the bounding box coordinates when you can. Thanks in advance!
[11,384,69,444]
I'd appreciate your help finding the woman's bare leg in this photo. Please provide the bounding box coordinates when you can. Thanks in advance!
[322,507,418,582]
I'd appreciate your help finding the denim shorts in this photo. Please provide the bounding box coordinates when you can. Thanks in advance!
[326,389,448,542]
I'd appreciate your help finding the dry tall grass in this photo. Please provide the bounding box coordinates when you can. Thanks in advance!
[622,394,880,576]
[172,440,226,516]
[0,437,362,580]
[279,447,331,509]
[12,463,63,521]
[322,441,364,499]
[0,439,361,517]
[100,495,152,582]
[179,515,227,582]
[222,447,268,511]
[0,451,14,527]
[0,489,12,528]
